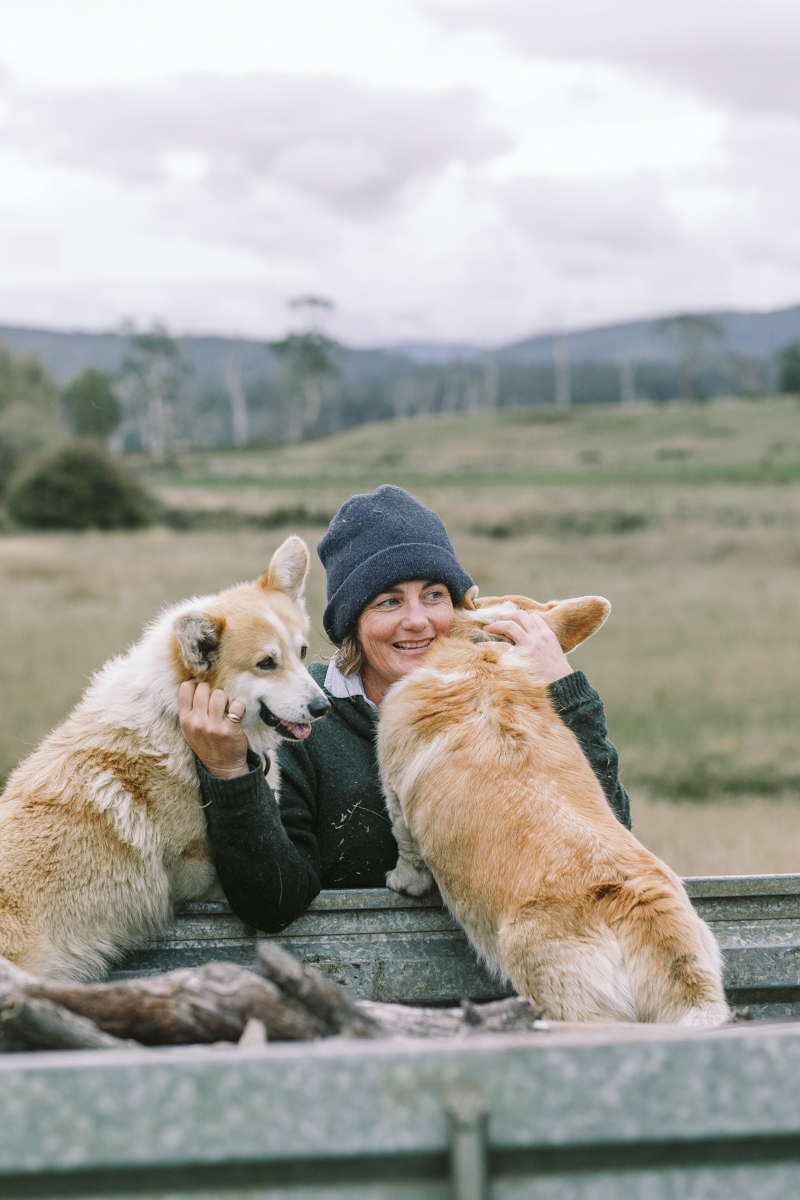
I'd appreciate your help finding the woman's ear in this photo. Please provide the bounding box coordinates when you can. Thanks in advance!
[261,536,310,600]
[540,596,611,652]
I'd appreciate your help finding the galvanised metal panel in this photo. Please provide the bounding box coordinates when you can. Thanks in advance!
[111,878,800,1016]
[4,1025,800,1198]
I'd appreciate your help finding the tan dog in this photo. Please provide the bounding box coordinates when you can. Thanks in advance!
[377,591,729,1026]
[0,536,329,981]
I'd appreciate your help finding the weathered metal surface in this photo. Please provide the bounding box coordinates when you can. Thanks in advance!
[4,1023,800,1197]
[111,875,800,1016]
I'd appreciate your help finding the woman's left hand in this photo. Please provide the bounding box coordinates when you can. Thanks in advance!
[481,610,573,684]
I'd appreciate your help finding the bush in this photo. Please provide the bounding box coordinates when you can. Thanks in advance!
[6,441,156,530]
[471,506,650,539]
[0,403,62,493]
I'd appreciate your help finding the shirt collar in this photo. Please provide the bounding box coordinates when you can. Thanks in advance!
[323,659,378,711]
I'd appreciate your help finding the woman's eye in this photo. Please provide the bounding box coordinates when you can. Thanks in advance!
[425,589,445,602]
[256,656,277,671]
[300,645,308,660]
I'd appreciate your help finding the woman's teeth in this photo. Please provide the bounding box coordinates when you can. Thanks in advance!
[394,639,433,650]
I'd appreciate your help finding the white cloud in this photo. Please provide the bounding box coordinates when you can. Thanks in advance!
[0,0,798,342]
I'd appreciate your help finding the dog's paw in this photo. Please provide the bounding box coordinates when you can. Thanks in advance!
[386,860,437,897]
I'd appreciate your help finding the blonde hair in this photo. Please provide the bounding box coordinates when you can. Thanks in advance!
[335,631,364,677]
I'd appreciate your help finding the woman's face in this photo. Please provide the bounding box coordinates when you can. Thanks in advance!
[356,580,455,694]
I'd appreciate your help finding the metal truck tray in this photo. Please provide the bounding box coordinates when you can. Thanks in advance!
[6,875,800,1198]
[112,874,800,1019]
[5,1021,800,1198]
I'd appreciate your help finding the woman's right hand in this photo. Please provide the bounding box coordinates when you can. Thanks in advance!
[178,681,250,779]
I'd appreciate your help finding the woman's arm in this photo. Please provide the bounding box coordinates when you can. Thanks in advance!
[547,671,631,829]
[179,682,321,931]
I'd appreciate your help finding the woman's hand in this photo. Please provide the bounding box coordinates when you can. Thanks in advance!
[482,610,573,684]
[178,681,249,779]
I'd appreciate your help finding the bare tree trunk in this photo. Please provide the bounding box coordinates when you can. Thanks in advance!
[225,366,249,447]
[555,335,571,408]
[482,355,499,409]
[618,360,636,406]
[302,375,322,432]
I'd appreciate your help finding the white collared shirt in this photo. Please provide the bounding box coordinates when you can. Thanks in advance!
[323,659,378,711]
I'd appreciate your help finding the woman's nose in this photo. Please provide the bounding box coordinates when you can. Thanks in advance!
[402,600,429,629]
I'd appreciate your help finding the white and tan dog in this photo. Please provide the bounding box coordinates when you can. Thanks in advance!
[0,536,329,981]
[377,592,729,1026]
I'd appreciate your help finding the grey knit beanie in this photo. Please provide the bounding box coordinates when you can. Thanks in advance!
[318,485,474,644]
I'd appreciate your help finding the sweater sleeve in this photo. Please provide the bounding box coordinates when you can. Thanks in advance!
[548,670,632,829]
[198,746,322,933]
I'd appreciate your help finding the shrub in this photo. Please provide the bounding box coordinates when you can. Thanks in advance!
[6,441,156,530]
[0,403,62,493]
[471,506,650,539]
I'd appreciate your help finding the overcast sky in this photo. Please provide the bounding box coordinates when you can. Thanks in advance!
[0,0,799,345]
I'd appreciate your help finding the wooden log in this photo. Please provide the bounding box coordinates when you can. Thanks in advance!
[28,963,326,1045]
[0,992,131,1052]
[256,942,382,1038]
[358,995,546,1039]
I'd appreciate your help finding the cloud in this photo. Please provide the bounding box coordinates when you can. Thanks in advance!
[2,71,510,215]
[428,0,800,118]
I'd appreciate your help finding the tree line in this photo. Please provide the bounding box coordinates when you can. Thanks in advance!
[1,315,799,529]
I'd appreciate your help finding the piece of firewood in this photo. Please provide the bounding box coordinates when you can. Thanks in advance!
[27,963,326,1045]
[0,991,132,1052]
[256,942,382,1038]
[357,995,546,1038]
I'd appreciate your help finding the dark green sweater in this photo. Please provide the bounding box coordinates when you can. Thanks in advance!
[199,663,631,933]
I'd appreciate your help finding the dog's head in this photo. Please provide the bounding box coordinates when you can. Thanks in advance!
[451,584,610,653]
[172,536,330,747]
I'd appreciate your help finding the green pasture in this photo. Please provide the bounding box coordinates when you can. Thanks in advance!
[1,395,799,875]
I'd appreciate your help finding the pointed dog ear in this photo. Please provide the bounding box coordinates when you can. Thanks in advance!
[173,611,226,675]
[261,536,309,601]
[540,596,611,652]
[460,585,480,610]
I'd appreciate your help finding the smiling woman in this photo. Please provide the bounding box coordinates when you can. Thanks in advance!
[179,485,631,934]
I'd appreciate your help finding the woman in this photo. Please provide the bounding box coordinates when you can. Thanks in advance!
[179,485,630,933]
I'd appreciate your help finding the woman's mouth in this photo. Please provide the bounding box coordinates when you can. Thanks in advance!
[393,638,434,651]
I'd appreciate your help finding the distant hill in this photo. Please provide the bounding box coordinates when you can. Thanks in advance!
[499,306,800,365]
[1,304,798,448]
[3,303,800,385]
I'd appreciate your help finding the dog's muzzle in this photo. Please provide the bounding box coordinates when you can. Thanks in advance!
[259,697,330,741]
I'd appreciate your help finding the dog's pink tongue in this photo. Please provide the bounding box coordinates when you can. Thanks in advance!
[290,722,312,740]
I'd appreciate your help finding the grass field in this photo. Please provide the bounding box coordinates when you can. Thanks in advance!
[1,395,799,876]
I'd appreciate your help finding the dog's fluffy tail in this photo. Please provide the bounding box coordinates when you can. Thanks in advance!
[498,900,637,1023]
[498,880,729,1027]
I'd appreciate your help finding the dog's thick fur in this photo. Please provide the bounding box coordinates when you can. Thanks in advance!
[377,591,729,1026]
[0,536,328,982]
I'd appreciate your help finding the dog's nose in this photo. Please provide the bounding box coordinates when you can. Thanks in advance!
[308,695,331,719]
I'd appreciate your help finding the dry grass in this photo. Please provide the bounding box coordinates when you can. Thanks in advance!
[633,793,800,877]
[1,396,799,875]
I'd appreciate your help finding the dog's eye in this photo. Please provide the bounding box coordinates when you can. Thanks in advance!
[300,645,308,661]
[256,656,277,671]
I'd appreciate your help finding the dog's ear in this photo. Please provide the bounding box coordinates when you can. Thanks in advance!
[261,536,309,601]
[540,596,611,652]
[460,585,480,610]
[173,612,226,675]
